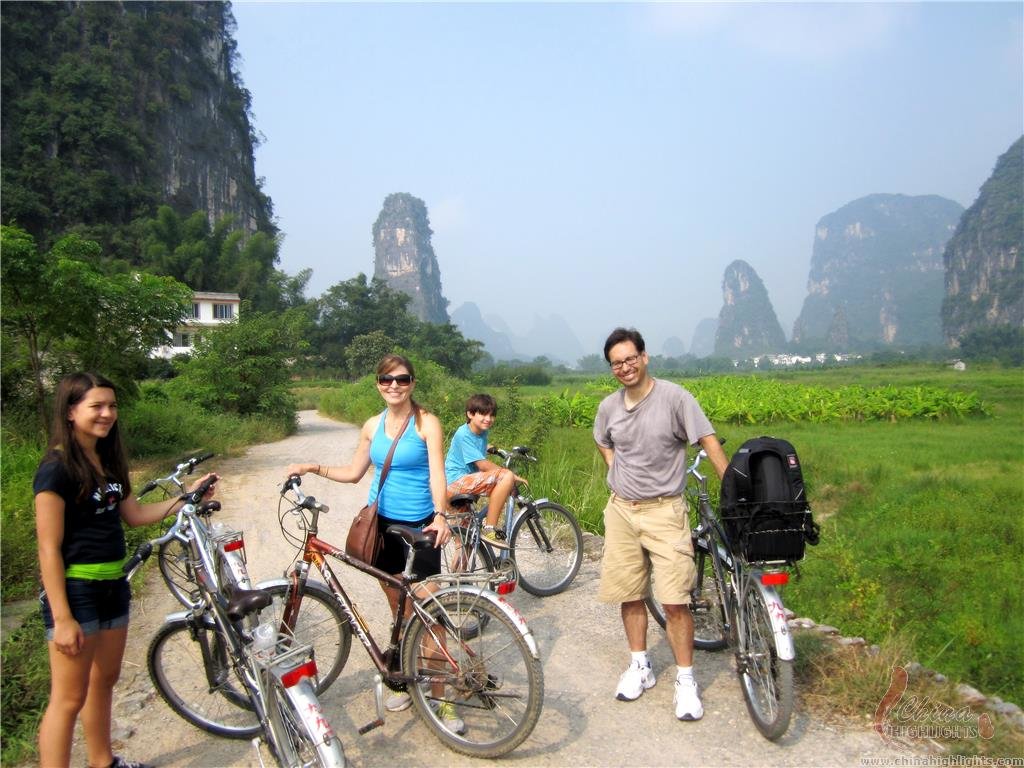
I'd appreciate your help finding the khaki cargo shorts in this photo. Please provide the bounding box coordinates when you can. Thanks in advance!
[598,493,696,605]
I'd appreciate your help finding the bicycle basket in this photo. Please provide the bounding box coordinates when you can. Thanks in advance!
[720,502,813,563]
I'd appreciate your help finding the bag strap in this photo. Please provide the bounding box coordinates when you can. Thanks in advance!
[375,410,413,496]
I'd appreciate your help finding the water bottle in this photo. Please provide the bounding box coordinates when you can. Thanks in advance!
[252,621,275,662]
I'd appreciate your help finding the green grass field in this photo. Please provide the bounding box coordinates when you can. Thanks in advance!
[518,364,1024,703]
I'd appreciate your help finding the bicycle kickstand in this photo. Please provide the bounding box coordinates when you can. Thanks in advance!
[358,674,386,735]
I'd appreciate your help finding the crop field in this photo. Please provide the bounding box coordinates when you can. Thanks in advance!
[518,365,1024,704]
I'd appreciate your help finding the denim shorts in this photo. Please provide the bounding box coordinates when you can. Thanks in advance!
[39,577,131,639]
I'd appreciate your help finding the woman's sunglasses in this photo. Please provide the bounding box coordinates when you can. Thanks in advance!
[377,374,413,387]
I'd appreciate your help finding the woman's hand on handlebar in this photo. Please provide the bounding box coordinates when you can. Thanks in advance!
[284,463,318,480]
[187,472,219,500]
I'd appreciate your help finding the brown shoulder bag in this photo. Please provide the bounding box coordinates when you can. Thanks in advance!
[344,411,412,564]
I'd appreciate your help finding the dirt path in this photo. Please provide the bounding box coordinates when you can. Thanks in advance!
[67,411,902,767]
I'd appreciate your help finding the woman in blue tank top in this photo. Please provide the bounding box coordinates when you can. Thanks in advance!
[285,354,451,608]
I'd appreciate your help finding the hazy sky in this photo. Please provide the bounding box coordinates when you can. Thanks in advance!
[231,1,1022,358]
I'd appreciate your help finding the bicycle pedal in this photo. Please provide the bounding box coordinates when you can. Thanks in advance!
[357,718,385,735]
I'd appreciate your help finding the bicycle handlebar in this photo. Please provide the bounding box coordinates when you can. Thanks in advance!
[137,452,215,499]
[281,475,330,514]
[123,475,219,578]
[486,445,536,465]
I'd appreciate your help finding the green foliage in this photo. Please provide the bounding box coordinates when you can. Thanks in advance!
[0,429,45,600]
[316,360,545,448]
[1,225,191,429]
[532,375,988,428]
[166,309,307,426]
[1,1,274,251]
[475,363,552,386]
[1,613,49,765]
[345,331,399,376]
[959,325,1024,366]
[313,274,483,378]
[138,206,293,312]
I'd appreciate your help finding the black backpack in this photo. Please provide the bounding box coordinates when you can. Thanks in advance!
[718,436,819,562]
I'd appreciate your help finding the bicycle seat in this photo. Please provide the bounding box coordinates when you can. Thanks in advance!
[385,525,437,550]
[197,500,221,516]
[449,493,479,507]
[225,588,273,621]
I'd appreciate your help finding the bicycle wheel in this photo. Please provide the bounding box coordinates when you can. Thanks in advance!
[148,616,260,739]
[253,580,352,694]
[737,585,794,740]
[647,539,729,651]
[402,592,544,758]
[158,537,197,607]
[509,501,582,596]
[267,676,346,768]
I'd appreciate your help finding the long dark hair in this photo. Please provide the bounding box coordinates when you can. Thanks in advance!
[48,372,131,500]
[376,354,426,429]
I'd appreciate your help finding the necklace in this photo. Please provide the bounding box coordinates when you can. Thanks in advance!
[385,407,413,436]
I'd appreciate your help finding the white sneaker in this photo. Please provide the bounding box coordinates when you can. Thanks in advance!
[615,660,656,701]
[385,691,411,712]
[432,700,467,735]
[674,676,703,721]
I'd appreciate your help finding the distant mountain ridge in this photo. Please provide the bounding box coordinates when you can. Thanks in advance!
[942,136,1023,346]
[791,193,963,348]
[451,302,584,365]
[715,260,786,356]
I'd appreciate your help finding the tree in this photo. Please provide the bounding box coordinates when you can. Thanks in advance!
[409,322,483,379]
[577,354,607,373]
[345,331,399,376]
[138,206,288,311]
[1,225,190,429]
[314,274,413,370]
[167,308,309,423]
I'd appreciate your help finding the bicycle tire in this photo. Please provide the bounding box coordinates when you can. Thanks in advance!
[647,538,730,651]
[158,537,197,607]
[254,580,352,694]
[737,585,794,740]
[147,616,260,739]
[268,676,347,768]
[509,501,582,597]
[402,592,543,758]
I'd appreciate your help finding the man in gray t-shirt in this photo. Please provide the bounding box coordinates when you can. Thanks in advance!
[593,327,728,723]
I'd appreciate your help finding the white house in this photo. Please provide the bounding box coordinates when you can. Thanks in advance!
[152,291,240,359]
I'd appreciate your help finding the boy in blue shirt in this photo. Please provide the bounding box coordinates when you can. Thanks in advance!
[445,394,525,548]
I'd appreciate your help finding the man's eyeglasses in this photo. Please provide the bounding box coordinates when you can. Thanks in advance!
[377,374,413,387]
[609,354,642,372]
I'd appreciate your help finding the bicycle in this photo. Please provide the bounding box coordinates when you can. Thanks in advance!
[446,445,583,597]
[274,476,544,759]
[645,442,798,741]
[136,453,251,607]
[125,477,346,767]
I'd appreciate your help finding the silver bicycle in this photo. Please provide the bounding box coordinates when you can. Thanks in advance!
[137,453,251,606]
[446,446,583,597]
[126,477,346,767]
[646,443,798,741]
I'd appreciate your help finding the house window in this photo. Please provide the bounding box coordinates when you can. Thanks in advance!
[213,303,234,320]
[174,333,192,348]
[187,302,201,319]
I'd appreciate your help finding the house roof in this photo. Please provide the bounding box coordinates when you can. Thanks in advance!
[192,292,241,301]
